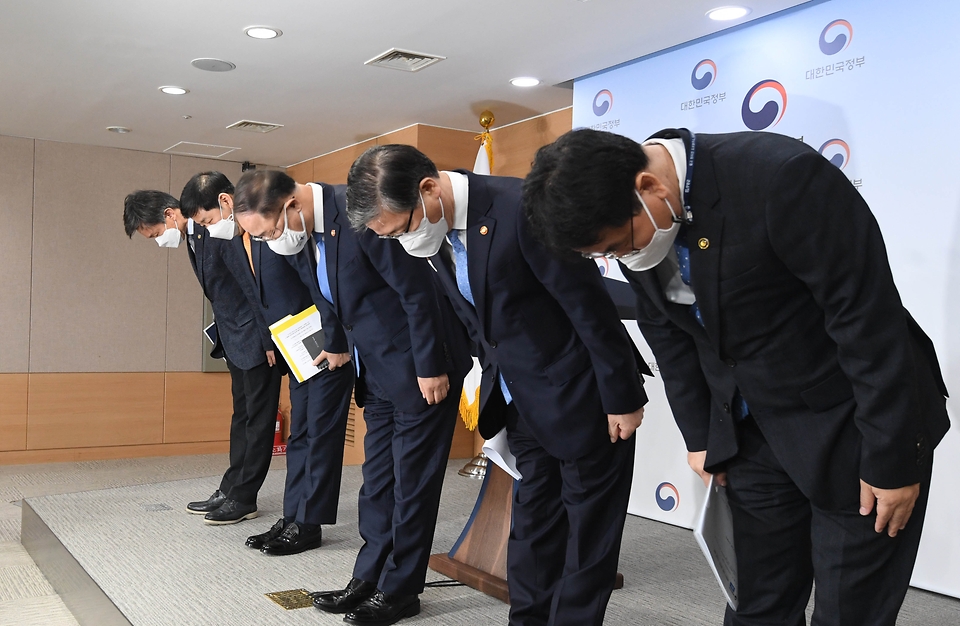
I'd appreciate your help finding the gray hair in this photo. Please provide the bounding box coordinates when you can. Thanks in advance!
[346,144,439,231]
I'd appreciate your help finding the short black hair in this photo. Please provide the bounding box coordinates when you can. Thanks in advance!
[123,190,179,238]
[233,170,296,218]
[179,171,234,218]
[346,144,440,231]
[523,128,649,252]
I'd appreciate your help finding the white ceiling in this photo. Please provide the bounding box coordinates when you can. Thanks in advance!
[0,0,807,167]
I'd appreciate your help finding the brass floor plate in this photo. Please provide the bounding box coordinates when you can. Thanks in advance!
[265,588,314,610]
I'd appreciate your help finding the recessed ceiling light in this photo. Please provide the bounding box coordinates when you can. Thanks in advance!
[159,86,189,95]
[244,26,282,39]
[510,77,541,87]
[191,58,236,72]
[106,126,131,134]
[707,6,751,21]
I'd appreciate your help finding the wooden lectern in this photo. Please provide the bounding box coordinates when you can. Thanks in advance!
[429,462,514,602]
[430,462,626,603]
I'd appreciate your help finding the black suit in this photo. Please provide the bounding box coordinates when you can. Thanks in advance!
[428,171,648,625]
[247,233,354,526]
[623,129,950,625]
[185,224,282,506]
[317,182,472,595]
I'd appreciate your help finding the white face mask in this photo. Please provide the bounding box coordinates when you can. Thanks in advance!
[265,206,308,256]
[207,201,238,240]
[618,192,680,272]
[396,192,448,258]
[156,216,182,249]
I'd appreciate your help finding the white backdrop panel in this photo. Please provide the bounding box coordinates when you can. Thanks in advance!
[576,0,959,598]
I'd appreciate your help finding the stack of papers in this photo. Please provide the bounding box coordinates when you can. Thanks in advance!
[694,476,739,610]
[269,306,326,383]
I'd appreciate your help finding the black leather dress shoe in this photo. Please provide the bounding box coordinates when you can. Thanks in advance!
[343,590,420,626]
[186,490,225,514]
[312,578,377,613]
[260,522,322,555]
[203,499,258,525]
[246,518,287,549]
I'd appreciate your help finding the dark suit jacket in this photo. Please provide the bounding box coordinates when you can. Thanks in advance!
[186,223,271,371]
[247,237,315,327]
[318,182,472,414]
[624,128,950,509]
[280,216,350,357]
[429,171,648,460]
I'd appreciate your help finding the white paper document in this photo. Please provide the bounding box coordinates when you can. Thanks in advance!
[694,476,739,610]
[269,306,326,383]
[481,427,522,480]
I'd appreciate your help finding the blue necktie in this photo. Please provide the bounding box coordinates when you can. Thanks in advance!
[448,231,513,404]
[315,236,333,304]
[316,235,359,373]
[674,235,749,420]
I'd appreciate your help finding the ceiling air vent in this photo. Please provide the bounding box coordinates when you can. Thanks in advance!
[364,48,446,72]
[226,120,284,133]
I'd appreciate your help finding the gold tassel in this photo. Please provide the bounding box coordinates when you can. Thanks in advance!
[458,386,481,431]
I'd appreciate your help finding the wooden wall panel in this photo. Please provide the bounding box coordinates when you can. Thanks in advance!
[0,441,229,466]
[378,126,419,147]
[313,139,377,185]
[162,372,233,443]
[0,136,35,372]
[286,160,314,184]
[165,158,244,372]
[490,108,572,178]
[416,125,479,172]
[31,142,171,372]
[0,374,28,451]
[27,373,164,449]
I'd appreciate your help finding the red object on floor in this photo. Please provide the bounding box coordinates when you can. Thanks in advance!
[272,410,286,456]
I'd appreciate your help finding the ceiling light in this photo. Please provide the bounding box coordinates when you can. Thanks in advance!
[106,126,131,134]
[707,6,751,21]
[159,86,189,95]
[244,26,282,39]
[510,77,541,87]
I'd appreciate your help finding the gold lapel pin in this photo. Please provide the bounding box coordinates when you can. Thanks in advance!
[479,226,489,235]
[698,237,710,250]
[330,229,336,237]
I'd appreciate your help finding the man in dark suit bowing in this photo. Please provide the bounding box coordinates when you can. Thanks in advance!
[522,128,951,626]
[180,171,354,557]
[233,170,472,626]
[346,144,648,626]
[123,190,281,525]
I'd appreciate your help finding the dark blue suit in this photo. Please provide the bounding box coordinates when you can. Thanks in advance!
[317,182,472,595]
[625,129,950,625]
[186,224,281,506]
[428,172,648,625]
[247,233,355,526]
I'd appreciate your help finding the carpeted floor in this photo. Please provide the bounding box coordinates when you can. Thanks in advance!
[3,455,959,625]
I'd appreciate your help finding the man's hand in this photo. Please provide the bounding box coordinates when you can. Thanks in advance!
[859,480,920,537]
[266,350,276,367]
[688,450,727,487]
[418,374,450,405]
[314,351,351,371]
[607,408,644,443]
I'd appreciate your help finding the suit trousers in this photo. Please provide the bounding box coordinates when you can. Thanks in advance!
[352,374,462,596]
[220,358,283,505]
[723,417,933,626]
[505,404,636,626]
[284,364,355,525]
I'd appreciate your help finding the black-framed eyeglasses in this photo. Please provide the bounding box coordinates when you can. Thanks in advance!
[581,213,640,260]
[378,206,416,240]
